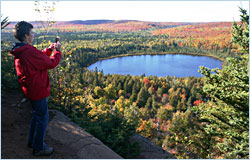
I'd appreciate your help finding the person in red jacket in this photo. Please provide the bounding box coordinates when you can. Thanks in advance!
[10,21,62,156]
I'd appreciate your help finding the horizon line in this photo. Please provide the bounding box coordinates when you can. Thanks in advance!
[8,19,239,23]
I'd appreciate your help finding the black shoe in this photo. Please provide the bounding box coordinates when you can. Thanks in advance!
[33,147,54,156]
[27,143,33,148]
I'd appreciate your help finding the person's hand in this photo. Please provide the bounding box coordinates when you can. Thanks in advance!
[48,43,56,50]
[55,42,61,52]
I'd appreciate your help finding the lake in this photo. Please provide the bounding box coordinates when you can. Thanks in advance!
[88,54,223,77]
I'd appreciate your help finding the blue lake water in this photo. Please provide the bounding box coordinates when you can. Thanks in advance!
[88,54,223,77]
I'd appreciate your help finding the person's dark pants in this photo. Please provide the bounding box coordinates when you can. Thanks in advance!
[28,98,49,151]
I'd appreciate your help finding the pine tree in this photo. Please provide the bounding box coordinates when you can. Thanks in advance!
[195,7,249,159]
[145,97,152,118]
[127,79,134,93]
[94,67,99,86]
[117,82,122,91]
[132,84,138,94]
[1,16,10,30]
[123,79,128,93]
[151,95,159,117]
[136,87,149,107]
[129,92,137,102]
[231,7,249,54]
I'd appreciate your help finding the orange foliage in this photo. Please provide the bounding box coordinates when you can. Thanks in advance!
[180,93,186,99]
[144,78,151,87]
[165,104,173,110]
[193,100,205,106]
[152,22,236,51]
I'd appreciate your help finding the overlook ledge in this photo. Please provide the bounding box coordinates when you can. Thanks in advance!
[1,89,175,159]
[47,109,122,159]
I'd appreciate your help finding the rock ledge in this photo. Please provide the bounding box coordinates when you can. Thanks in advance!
[47,109,122,159]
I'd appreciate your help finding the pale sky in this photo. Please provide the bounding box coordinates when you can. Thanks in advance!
[1,1,249,22]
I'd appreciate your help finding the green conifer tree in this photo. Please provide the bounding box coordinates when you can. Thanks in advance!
[195,7,249,159]
[1,16,10,30]
[145,97,153,118]
[136,87,149,107]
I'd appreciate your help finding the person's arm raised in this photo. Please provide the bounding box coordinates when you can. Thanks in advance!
[26,46,62,70]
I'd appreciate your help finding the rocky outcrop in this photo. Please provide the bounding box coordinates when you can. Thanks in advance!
[129,134,176,159]
[47,110,122,159]
[47,109,176,159]
[2,89,176,159]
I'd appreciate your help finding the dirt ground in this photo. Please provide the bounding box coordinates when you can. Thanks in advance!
[1,89,79,159]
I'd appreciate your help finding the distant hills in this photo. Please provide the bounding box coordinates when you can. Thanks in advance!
[56,20,117,25]
[6,20,234,33]
[7,19,235,27]
[6,20,199,33]
[7,19,194,28]
[58,20,147,25]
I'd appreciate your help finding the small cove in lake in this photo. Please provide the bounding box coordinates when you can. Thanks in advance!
[88,54,223,77]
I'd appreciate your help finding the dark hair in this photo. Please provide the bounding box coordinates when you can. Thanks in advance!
[13,21,33,42]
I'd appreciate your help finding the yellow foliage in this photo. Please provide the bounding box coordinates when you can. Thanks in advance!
[168,87,174,94]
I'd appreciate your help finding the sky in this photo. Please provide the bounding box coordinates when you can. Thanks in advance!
[1,1,249,22]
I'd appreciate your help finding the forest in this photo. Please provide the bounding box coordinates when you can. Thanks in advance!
[1,8,249,159]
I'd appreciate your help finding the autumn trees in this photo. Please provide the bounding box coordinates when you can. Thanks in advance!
[1,7,248,159]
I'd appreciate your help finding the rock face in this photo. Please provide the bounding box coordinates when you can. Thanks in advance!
[2,89,176,159]
[47,110,176,159]
[47,110,122,159]
[129,134,176,159]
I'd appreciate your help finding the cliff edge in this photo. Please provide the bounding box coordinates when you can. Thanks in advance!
[1,89,175,159]
[1,89,121,159]
[47,109,122,159]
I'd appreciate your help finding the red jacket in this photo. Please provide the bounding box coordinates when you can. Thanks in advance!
[10,43,61,101]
